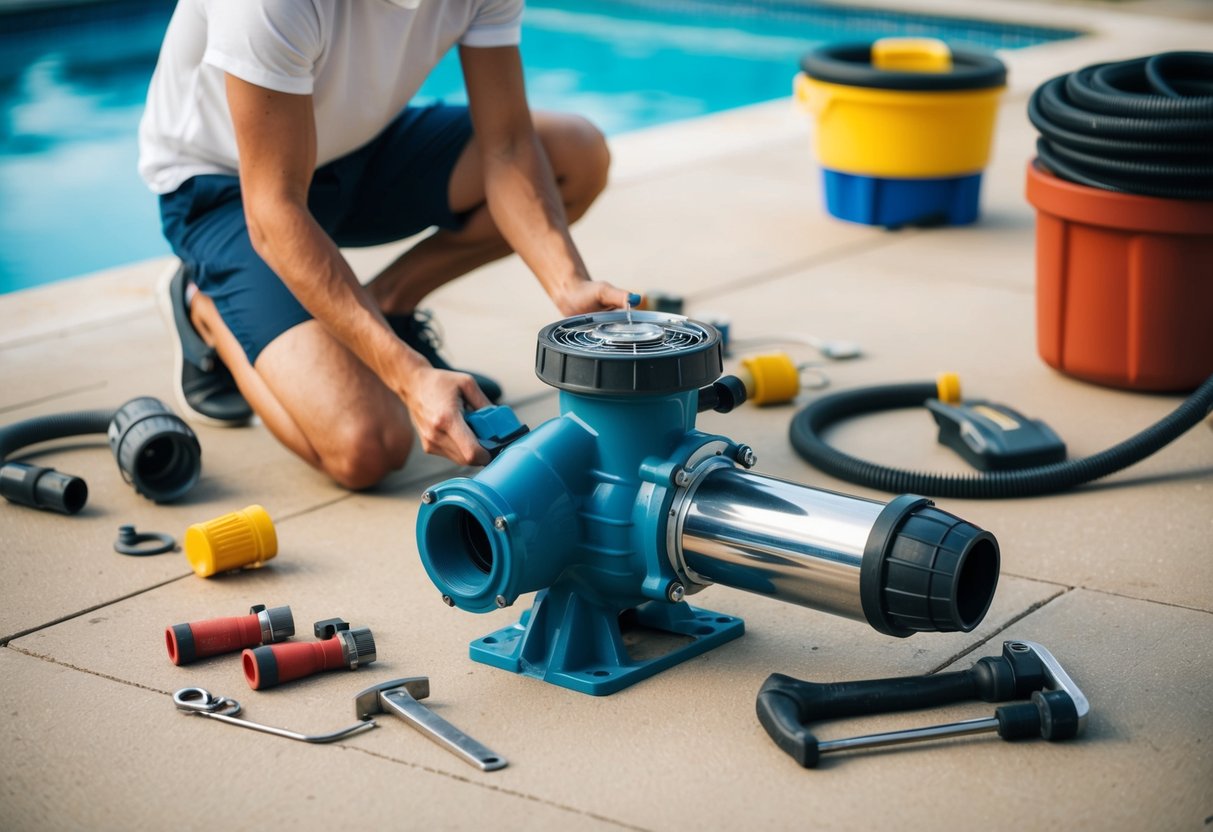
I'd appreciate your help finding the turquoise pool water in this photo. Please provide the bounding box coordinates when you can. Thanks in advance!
[0,0,1077,293]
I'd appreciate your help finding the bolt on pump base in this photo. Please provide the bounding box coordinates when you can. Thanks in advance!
[417,312,1000,695]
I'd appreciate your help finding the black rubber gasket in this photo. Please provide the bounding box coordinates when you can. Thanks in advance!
[113,525,177,556]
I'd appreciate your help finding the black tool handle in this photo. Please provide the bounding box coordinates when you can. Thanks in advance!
[757,670,974,768]
[995,690,1081,741]
[756,642,1046,767]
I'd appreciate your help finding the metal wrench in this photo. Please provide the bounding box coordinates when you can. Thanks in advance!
[354,677,507,772]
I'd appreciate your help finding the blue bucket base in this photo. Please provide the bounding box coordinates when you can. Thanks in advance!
[822,169,983,228]
[469,586,745,696]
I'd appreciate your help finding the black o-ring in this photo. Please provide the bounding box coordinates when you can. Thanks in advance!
[113,525,176,556]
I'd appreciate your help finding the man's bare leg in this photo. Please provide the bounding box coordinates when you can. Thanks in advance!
[367,112,609,314]
[190,293,412,489]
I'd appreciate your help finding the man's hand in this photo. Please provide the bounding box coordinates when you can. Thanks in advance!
[400,366,493,467]
[554,279,634,317]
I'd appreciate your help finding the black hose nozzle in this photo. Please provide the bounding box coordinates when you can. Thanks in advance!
[0,462,89,515]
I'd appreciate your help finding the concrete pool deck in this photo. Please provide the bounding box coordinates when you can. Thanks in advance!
[2,1,1211,829]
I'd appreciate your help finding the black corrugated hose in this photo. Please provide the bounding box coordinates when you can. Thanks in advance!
[0,410,116,462]
[1028,51,1213,200]
[788,374,1213,499]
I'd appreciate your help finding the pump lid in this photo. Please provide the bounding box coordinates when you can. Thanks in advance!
[535,311,723,396]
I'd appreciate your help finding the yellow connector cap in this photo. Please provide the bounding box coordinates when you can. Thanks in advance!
[184,504,278,578]
[739,353,801,406]
[936,372,962,404]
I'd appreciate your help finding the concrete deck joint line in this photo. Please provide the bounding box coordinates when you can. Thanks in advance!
[0,305,152,351]
[0,573,192,646]
[0,382,111,416]
[686,233,914,304]
[348,746,654,832]
[927,586,1070,674]
[5,643,175,698]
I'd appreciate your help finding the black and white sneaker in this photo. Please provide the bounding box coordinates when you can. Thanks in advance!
[387,310,503,404]
[156,262,253,427]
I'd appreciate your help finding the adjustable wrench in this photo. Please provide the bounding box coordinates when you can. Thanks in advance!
[354,677,507,772]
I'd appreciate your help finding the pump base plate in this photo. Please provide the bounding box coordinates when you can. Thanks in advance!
[469,588,745,695]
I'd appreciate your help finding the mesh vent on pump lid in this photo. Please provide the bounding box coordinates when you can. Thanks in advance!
[535,311,723,395]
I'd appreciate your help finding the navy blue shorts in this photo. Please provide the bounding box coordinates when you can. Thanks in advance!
[159,102,474,364]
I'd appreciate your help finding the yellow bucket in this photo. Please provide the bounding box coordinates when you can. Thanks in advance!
[796,39,1006,179]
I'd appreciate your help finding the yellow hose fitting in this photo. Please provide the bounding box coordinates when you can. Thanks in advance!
[936,372,962,404]
[740,353,802,406]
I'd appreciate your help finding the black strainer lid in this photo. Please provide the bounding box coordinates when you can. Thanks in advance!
[535,311,722,396]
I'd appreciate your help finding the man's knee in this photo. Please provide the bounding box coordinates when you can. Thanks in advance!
[568,116,611,194]
[543,115,611,211]
[321,419,411,490]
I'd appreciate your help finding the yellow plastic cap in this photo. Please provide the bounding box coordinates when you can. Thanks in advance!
[936,372,962,404]
[740,353,801,406]
[184,504,278,578]
[871,38,953,73]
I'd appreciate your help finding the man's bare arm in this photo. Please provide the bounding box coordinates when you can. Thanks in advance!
[460,45,628,316]
[224,74,489,464]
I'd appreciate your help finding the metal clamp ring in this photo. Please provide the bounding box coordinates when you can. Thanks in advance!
[173,687,241,716]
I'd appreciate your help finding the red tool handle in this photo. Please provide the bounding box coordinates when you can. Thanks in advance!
[166,613,262,665]
[243,638,347,690]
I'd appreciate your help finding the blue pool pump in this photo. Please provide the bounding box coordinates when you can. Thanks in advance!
[417,312,1000,695]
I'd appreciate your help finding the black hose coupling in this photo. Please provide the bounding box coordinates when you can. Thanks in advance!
[107,397,201,503]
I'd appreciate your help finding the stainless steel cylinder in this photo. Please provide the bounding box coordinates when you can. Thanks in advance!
[678,467,882,623]
[674,467,999,635]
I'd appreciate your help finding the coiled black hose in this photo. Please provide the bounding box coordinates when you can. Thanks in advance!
[1028,52,1213,200]
[788,374,1213,499]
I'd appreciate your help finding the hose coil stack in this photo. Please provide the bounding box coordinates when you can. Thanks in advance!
[1028,52,1213,199]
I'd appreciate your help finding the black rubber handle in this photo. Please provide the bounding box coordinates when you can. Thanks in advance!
[757,642,1047,767]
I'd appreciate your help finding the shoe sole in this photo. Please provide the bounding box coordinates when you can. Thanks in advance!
[155,261,251,429]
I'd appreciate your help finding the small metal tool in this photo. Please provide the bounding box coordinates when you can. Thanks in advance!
[757,640,1088,768]
[173,687,376,744]
[354,677,507,772]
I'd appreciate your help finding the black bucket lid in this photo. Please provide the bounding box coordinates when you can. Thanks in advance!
[801,41,1006,92]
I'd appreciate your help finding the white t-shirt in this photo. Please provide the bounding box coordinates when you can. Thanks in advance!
[138,0,523,195]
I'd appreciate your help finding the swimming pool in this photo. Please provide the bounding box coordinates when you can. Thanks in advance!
[0,0,1077,293]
